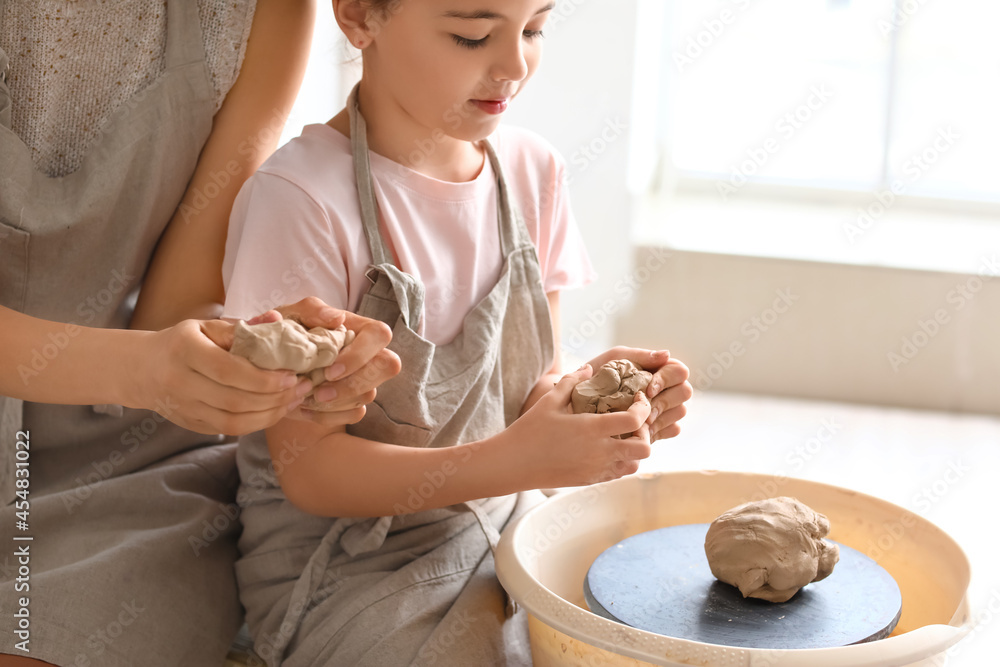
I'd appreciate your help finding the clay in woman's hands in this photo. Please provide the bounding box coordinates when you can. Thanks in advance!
[571,359,652,414]
[704,496,840,603]
[230,319,355,409]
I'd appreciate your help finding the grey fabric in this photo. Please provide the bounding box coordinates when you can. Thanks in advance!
[0,2,245,665]
[236,84,555,666]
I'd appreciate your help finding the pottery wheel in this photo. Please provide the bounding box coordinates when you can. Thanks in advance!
[583,524,902,650]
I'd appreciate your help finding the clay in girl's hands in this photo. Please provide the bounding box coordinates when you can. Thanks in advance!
[571,359,652,414]
[230,318,355,410]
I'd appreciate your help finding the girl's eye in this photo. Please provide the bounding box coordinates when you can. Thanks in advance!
[452,34,488,49]
[523,29,545,40]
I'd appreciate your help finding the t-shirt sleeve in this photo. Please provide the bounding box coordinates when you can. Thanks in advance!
[222,171,350,320]
[538,158,597,294]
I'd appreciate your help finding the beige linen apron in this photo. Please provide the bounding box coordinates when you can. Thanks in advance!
[234,86,555,666]
[0,3,243,665]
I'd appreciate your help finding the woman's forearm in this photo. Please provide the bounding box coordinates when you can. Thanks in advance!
[275,429,531,518]
[0,304,146,406]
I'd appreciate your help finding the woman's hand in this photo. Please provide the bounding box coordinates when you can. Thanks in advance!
[240,297,401,428]
[585,346,692,442]
[130,318,309,435]
[501,365,652,489]
[129,297,399,435]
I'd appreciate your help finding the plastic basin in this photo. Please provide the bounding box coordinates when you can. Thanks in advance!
[495,471,971,667]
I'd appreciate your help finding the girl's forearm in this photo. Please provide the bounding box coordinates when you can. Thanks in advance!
[0,305,146,406]
[278,430,532,518]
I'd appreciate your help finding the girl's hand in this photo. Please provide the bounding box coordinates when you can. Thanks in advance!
[586,346,693,442]
[502,365,653,488]
[239,297,401,429]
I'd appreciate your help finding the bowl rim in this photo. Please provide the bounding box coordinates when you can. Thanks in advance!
[495,470,972,667]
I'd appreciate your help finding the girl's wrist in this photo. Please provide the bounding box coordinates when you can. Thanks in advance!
[469,429,542,496]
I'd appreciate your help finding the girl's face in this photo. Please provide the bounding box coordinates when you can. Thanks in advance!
[362,0,554,142]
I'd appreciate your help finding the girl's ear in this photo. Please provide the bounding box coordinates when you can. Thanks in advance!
[333,0,377,49]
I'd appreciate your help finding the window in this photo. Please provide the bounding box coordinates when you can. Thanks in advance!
[656,0,1000,205]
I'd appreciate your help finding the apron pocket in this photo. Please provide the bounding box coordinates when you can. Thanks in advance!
[0,218,30,312]
[0,396,25,505]
[347,399,433,448]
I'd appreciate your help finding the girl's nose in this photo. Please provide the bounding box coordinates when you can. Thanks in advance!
[490,37,529,83]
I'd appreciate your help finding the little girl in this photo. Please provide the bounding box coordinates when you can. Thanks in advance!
[222,0,692,664]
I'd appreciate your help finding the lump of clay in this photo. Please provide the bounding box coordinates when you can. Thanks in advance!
[571,359,652,414]
[704,496,840,603]
[230,319,355,410]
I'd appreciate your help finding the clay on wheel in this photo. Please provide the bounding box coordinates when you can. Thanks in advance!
[230,319,355,411]
[571,359,652,414]
[704,496,840,603]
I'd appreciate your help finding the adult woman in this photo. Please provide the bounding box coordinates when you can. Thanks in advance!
[0,1,397,665]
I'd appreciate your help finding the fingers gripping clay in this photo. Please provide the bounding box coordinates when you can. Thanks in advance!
[230,319,355,410]
[704,497,840,603]
[571,359,652,415]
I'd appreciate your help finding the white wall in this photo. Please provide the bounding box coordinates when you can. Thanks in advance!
[505,0,642,363]
[615,248,1000,415]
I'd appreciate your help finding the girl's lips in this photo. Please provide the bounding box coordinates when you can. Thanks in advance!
[471,99,509,115]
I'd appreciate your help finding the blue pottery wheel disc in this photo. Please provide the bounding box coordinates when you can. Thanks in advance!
[583,524,902,650]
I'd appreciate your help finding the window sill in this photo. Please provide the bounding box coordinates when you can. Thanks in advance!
[634,190,1000,277]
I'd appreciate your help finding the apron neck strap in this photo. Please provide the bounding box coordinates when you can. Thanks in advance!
[481,138,520,259]
[346,82,525,269]
[348,83,395,268]
[164,0,208,70]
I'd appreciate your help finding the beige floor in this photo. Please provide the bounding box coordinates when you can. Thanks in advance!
[638,389,1000,666]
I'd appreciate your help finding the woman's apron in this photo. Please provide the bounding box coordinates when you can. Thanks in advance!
[0,3,243,665]
[234,86,555,666]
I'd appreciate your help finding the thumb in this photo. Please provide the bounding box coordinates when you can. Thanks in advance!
[549,364,594,402]
[627,389,652,422]
[247,309,283,326]
[631,348,670,371]
[296,307,346,330]
[200,319,236,351]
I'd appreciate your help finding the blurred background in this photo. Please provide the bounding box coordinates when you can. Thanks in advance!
[283,0,1000,416]
[271,2,999,664]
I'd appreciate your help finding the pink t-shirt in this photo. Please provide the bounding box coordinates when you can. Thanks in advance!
[222,123,596,344]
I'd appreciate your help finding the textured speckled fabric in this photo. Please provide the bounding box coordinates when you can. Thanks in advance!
[0,0,256,176]
[0,2,246,665]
